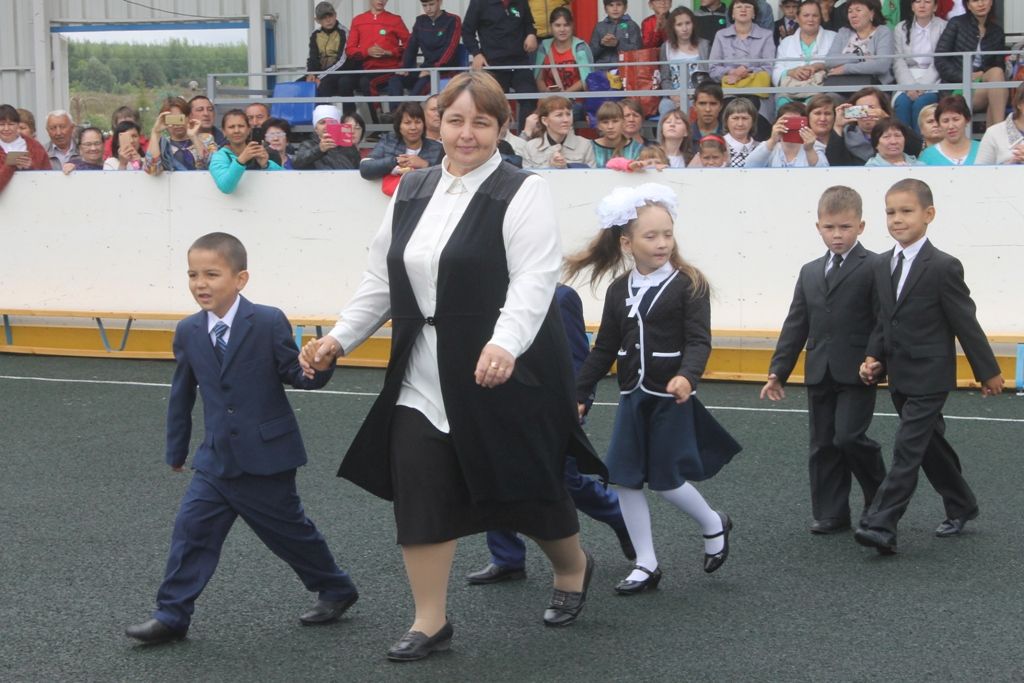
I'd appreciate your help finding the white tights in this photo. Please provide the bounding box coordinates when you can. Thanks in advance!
[616,483,724,582]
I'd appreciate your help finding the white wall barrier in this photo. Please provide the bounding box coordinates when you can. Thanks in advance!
[1,166,1021,335]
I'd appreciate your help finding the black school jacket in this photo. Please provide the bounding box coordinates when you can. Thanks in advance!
[577,269,710,403]
[770,242,879,386]
[865,239,1000,395]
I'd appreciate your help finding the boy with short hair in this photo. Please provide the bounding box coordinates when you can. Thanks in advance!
[126,233,358,644]
[762,186,887,534]
[589,0,642,65]
[394,0,463,97]
[855,179,1004,555]
[690,82,725,144]
[305,2,348,98]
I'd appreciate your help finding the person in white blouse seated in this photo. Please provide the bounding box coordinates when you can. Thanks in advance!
[522,95,596,168]
[299,71,603,662]
[772,0,838,105]
[976,82,1024,166]
[745,101,828,167]
[864,117,921,166]
[892,0,946,134]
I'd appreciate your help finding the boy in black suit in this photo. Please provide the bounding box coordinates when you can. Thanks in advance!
[762,186,886,534]
[126,233,358,644]
[855,179,1004,555]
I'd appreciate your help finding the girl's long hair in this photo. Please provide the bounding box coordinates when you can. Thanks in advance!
[564,203,710,299]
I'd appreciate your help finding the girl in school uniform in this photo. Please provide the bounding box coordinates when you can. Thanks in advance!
[567,183,741,594]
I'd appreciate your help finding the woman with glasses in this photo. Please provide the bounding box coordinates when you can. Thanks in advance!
[62,127,106,173]
[262,118,294,169]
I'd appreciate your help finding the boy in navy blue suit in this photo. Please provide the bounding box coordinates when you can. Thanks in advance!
[126,232,358,644]
[464,284,635,585]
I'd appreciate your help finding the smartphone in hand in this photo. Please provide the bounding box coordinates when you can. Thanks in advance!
[248,127,265,144]
[782,116,808,143]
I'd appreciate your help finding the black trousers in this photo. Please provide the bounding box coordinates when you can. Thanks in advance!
[862,390,978,535]
[488,66,538,130]
[806,373,886,522]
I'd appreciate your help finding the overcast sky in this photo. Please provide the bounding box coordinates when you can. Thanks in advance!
[65,29,247,45]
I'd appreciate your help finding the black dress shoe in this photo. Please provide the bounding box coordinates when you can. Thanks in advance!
[614,526,637,561]
[299,593,359,625]
[543,551,594,627]
[810,518,852,535]
[935,509,979,537]
[125,618,187,644]
[466,563,526,585]
[703,512,733,574]
[386,621,454,662]
[614,565,662,595]
[853,527,897,555]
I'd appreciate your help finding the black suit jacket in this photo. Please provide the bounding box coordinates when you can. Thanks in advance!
[865,240,1000,395]
[770,242,878,386]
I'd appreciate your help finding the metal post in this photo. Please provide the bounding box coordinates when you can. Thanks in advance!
[961,51,973,112]
[247,0,266,94]
[31,0,51,132]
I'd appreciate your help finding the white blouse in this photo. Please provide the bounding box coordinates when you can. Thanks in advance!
[328,150,561,432]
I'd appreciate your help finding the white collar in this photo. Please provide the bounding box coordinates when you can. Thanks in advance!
[894,235,928,261]
[207,295,241,333]
[440,149,502,195]
[0,136,27,153]
[629,261,676,288]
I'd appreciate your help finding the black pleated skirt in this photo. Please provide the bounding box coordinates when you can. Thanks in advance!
[389,406,580,545]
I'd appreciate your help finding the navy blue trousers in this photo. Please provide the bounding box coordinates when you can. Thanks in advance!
[487,457,626,569]
[154,469,356,631]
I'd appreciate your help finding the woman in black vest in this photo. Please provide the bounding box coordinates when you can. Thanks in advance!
[300,71,607,662]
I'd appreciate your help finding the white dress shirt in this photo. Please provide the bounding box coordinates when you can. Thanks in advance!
[206,295,241,347]
[891,235,928,299]
[328,150,561,433]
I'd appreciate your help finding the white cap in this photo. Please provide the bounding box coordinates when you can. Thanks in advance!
[312,104,341,126]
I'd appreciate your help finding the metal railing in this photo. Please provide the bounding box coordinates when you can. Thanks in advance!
[207,49,1022,118]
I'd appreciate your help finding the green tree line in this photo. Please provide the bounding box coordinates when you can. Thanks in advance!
[69,39,247,93]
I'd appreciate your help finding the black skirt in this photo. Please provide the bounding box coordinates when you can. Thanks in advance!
[389,406,580,545]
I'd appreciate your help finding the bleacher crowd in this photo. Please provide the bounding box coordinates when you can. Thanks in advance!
[2,0,1022,196]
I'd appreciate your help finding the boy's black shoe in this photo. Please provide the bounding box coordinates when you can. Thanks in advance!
[125,618,188,644]
[853,527,897,555]
[299,593,359,625]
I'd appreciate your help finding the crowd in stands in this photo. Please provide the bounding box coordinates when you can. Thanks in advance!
[2,0,1022,196]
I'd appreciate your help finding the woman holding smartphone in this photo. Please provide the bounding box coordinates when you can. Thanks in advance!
[146,97,218,173]
[208,109,281,194]
[744,101,827,167]
[0,104,50,195]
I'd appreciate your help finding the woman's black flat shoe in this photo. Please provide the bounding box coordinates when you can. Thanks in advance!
[543,551,594,626]
[614,565,662,595]
[703,512,733,574]
[386,621,454,662]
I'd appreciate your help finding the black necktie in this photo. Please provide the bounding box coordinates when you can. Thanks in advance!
[825,253,843,289]
[890,252,904,301]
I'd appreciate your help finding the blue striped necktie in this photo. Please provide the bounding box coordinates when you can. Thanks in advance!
[213,321,228,362]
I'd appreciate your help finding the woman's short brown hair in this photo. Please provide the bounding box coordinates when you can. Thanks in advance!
[847,0,884,27]
[160,97,190,116]
[934,94,971,122]
[534,95,572,137]
[392,101,425,138]
[15,108,35,133]
[806,94,836,117]
[437,71,510,129]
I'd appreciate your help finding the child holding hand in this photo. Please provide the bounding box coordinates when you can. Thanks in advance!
[568,183,741,594]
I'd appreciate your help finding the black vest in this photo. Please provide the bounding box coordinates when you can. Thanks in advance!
[338,162,605,503]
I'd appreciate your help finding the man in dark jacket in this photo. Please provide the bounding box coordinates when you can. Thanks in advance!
[463,0,539,128]
[394,0,463,97]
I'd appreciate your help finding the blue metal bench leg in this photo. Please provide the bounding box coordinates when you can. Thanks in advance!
[294,324,305,351]
[94,317,134,352]
[2,314,11,345]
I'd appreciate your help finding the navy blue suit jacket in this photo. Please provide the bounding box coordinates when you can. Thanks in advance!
[166,296,334,477]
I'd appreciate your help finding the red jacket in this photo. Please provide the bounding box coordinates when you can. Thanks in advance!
[346,10,410,71]
[641,14,667,49]
[0,135,50,195]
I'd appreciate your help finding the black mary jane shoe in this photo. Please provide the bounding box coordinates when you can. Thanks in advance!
[703,512,733,574]
[614,565,662,595]
[386,621,454,662]
[543,551,594,627]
